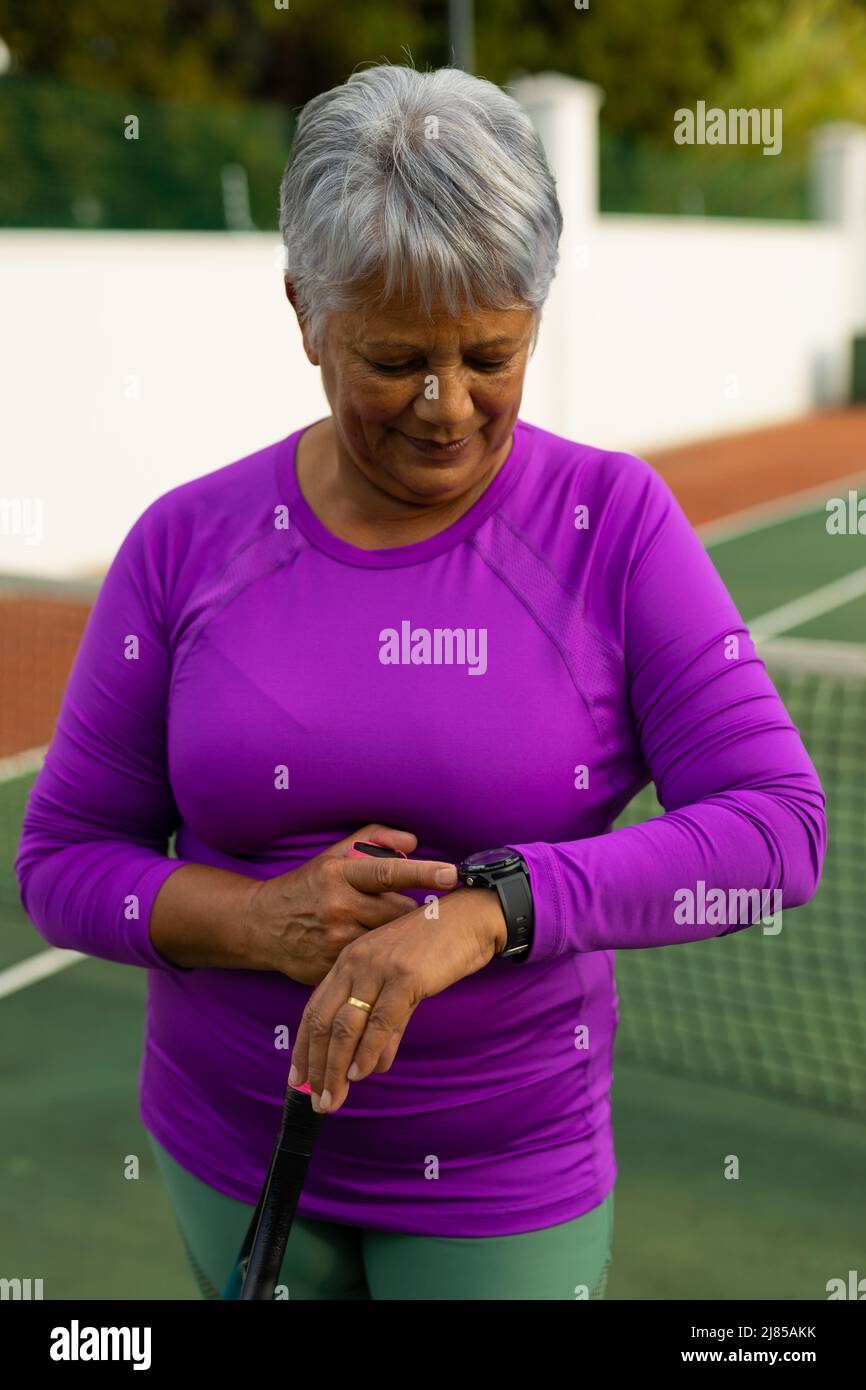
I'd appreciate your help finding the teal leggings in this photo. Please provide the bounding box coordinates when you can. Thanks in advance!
[148,1134,614,1301]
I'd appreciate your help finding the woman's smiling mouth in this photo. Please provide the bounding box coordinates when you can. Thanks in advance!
[398,430,474,457]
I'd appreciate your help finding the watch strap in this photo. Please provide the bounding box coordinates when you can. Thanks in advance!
[495,867,534,960]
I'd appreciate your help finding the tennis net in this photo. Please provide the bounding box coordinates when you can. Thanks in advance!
[613,637,866,1117]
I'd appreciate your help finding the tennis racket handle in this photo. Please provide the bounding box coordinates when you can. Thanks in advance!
[282,1079,326,1152]
[238,1086,325,1300]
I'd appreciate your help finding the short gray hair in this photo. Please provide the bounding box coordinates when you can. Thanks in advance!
[279,62,562,353]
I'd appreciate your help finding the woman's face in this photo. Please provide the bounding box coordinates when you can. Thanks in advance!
[291,278,537,506]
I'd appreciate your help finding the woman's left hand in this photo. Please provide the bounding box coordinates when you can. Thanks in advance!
[288,886,507,1113]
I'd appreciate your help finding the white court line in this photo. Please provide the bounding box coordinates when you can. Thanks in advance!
[0,746,85,1000]
[0,947,85,1000]
[686,462,866,642]
[750,566,866,643]
[698,469,866,547]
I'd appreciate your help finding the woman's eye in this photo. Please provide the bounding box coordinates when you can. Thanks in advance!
[370,358,509,374]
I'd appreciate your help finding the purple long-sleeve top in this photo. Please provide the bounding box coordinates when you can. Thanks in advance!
[15,418,827,1236]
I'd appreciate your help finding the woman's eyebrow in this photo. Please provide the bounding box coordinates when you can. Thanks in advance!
[363,336,519,352]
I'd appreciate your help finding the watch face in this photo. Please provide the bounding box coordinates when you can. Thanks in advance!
[462,847,517,872]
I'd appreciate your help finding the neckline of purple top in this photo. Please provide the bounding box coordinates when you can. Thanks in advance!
[276,416,533,568]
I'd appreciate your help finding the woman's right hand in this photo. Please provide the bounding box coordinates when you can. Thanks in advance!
[244,824,458,985]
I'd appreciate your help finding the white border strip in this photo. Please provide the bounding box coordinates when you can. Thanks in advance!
[0,947,85,1000]
[758,636,866,673]
[0,746,47,782]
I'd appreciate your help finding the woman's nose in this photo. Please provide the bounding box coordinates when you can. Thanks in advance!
[411,372,476,428]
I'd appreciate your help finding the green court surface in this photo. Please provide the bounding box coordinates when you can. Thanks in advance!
[2,484,864,1299]
[705,502,866,640]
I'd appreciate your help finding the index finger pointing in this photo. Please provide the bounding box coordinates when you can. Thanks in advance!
[343,857,458,894]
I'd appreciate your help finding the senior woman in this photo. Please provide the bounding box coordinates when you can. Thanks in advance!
[16,62,826,1302]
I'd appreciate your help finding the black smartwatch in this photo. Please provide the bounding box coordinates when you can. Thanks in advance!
[456,847,534,961]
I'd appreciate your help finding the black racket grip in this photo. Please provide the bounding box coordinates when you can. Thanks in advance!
[239,1086,327,1301]
[278,1082,326,1158]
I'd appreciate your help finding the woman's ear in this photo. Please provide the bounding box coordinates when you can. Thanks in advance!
[284,277,320,365]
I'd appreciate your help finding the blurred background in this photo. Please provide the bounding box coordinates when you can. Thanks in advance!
[1,0,864,1301]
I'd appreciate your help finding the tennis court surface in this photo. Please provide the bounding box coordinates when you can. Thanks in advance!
[2,408,864,1298]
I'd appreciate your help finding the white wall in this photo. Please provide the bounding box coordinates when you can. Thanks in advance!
[521,214,853,455]
[0,230,328,579]
[1,78,863,580]
[513,73,861,458]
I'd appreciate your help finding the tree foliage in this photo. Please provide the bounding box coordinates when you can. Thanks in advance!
[1,0,864,145]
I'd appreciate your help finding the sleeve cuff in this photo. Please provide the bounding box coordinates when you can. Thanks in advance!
[507,841,567,962]
[135,856,199,972]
